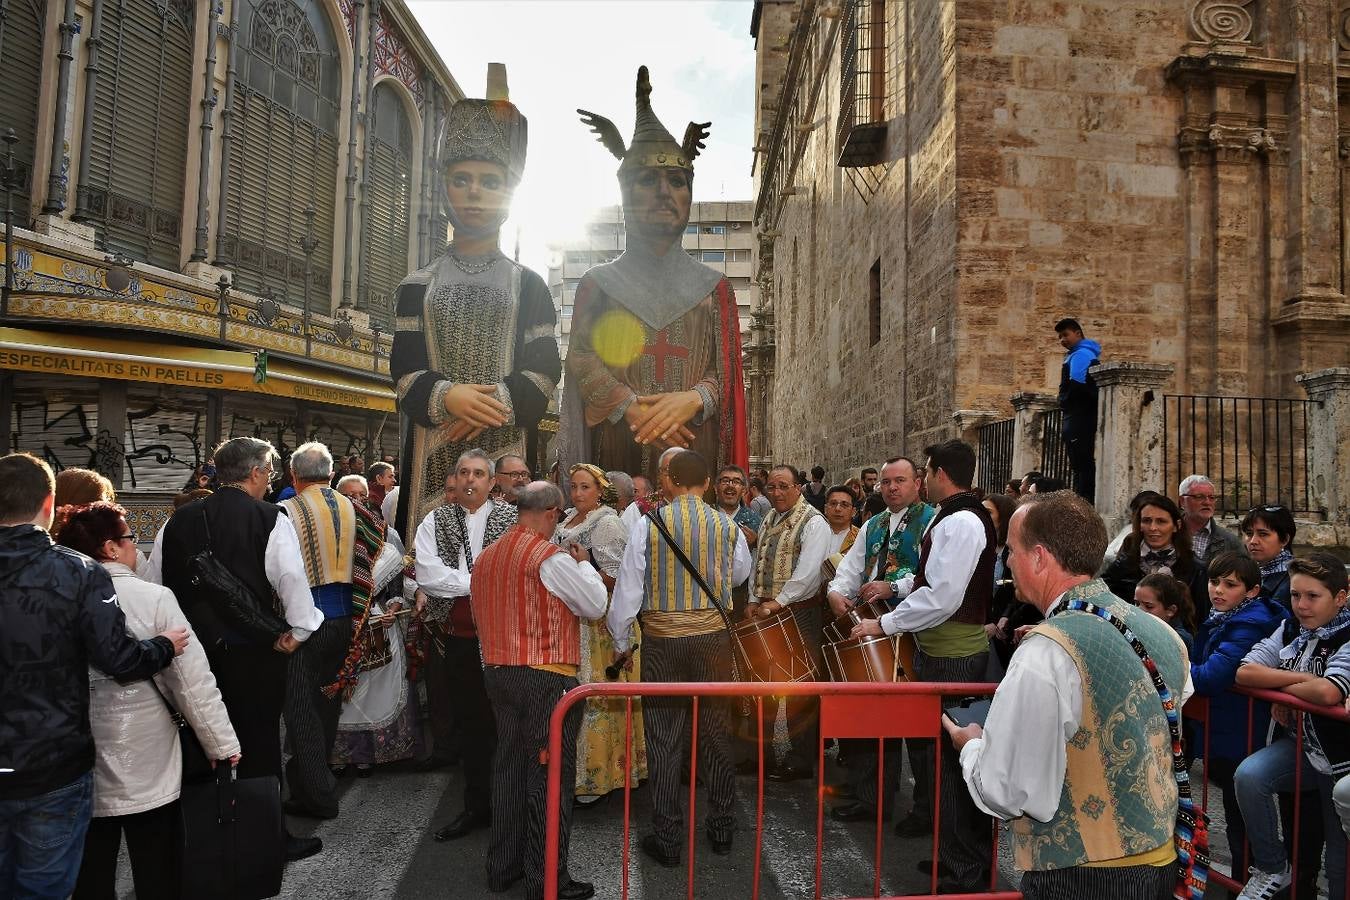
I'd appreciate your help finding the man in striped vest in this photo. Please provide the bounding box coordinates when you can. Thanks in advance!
[279,441,383,822]
[609,449,752,867]
[745,464,829,781]
[472,481,607,900]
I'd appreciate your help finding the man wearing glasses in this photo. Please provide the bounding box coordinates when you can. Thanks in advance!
[1178,474,1245,566]
[493,454,532,504]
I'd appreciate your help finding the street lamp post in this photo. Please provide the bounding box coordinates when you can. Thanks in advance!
[1,128,17,320]
[300,205,317,358]
[215,274,231,342]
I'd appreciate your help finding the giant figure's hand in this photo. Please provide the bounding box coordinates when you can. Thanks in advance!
[443,383,508,430]
[629,391,703,445]
[444,420,485,443]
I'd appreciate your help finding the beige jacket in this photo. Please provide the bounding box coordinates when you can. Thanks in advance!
[88,562,240,817]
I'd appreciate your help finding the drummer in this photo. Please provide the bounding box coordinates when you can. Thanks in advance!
[744,465,831,782]
[847,440,997,893]
[823,456,933,822]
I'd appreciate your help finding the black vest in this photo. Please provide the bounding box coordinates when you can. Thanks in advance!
[1277,620,1350,776]
[911,491,996,626]
[162,488,280,643]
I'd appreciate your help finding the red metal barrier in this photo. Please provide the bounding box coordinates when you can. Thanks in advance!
[542,681,1019,900]
[1183,685,1350,898]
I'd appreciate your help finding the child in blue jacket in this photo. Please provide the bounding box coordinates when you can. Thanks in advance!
[1191,551,1289,869]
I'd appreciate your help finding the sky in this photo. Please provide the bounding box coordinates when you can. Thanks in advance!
[406,0,758,274]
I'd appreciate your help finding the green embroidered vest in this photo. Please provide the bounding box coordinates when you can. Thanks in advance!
[861,502,932,583]
[1011,579,1186,871]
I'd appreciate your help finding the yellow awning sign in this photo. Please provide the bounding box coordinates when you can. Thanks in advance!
[0,327,397,413]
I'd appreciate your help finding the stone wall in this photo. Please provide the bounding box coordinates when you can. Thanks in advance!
[751,0,1350,475]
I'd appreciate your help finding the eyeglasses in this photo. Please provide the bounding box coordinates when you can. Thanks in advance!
[500,470,531,481]
[117,533,136,544]
[716,477,744,486]
[256,465,279,482]
[1182,493,1216,502]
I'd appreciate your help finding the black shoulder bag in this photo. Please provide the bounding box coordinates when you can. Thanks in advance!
[145,676,214,784]
[184,508,287,649]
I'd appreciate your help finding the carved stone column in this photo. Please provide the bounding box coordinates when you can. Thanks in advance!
[1093,362,1175,534]
[1296,367,1350,523]
[1008,391,1058,481]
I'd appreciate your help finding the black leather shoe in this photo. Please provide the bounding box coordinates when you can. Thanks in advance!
[824,782,855,800]
[767,764,811,783]
[433,809,490,841]
[640,835,680,868]
[707,831,733,855]
[894,813,929,837]
[830,802,890,823]
[283,799,338,820]
[914,859,955,878]
[285,834,323,862]
[558,880,596,900]
[355,764,374,778]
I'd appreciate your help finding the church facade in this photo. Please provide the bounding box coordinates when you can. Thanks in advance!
[748,0,1350,471]
[0,0,459,534]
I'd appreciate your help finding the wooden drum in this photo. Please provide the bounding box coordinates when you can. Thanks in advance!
[823,632,919,683]
[823,598,888,644]
[733,607,818,682]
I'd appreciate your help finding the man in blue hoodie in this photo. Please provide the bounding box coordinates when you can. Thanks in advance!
[1055,318,1101,504]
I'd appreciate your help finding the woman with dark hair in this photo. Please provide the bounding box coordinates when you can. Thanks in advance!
[1240,504,1297,611]
[1101,494,1211,620]
[982,493,1031,668]
[59,502,239,900]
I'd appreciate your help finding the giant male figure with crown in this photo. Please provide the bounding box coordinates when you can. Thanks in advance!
[559,68,748,485]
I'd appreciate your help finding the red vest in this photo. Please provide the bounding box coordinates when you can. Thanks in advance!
[470,526,580,667]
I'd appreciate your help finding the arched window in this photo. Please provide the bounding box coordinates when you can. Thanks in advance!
[77,0,195,269]
[362,80,412,326]
[218,0,340,311]
[0,0,48,225]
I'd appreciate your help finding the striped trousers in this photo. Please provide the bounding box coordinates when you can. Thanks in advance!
[643,631,737,853]
[482,666,583,899]
[283,615,351,816]
[906,648,993,891]
[1019,862,1174,899]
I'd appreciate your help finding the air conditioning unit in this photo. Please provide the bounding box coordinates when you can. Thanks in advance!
[731,223,741,229]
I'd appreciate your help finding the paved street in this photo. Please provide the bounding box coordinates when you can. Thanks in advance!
[110,746,1273,899]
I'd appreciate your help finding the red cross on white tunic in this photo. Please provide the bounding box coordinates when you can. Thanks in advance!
[642,328,689,385]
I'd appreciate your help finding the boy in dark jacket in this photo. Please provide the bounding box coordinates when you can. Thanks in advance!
[0,453,187,899]
[1055,318,1101,504]
[1190,551,1289,871]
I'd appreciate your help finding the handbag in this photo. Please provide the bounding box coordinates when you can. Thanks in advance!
[180,765,285,900]
[144,676,214,785]
[1061,599,1210,900]
[184,507,287,648]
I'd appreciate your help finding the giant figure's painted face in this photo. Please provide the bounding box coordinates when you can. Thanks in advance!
[621,166,692,243]
[445,159,512,237]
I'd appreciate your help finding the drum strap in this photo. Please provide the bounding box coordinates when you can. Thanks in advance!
[647,511,744,683]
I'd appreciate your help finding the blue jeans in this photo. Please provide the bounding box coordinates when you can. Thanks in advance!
[1235,737,1347,897]
[0,771,94,899]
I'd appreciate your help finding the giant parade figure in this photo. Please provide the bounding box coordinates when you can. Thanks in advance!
[559,67,748,485]
[389,64,560,536]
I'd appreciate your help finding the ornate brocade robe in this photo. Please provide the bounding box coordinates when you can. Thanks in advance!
[388,253,559,536]
[560,247,747,485]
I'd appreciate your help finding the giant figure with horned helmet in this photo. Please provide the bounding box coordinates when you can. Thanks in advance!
[559,67,749,486]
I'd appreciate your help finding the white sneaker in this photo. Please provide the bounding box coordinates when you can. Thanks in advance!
[1236,864,1292,900]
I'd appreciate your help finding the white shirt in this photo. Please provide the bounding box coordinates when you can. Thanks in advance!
[958,594,1194,822]
[754,513,830,606]
[620,500,644,532]
[142,508,322,641]
[414,500,496,598]
[825,525,853,559]
[380,486,399,527]
[880,509,986,636]
[608,506,753,652]
[537,553,609,621]
[827,507,912,600]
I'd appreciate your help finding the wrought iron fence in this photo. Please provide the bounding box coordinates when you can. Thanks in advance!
[1039,408,1072,485]
[1162,394,1314,516]
[976,417,1013,495]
